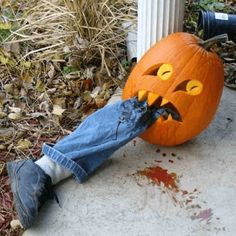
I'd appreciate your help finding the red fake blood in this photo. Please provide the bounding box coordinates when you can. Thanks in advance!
[181,190,188,195]
[138,166,179,191]
[155,160,162,163]
[191,208,213,221]
[185,199,192,205]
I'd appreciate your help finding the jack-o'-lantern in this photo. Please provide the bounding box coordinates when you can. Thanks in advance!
[122,32,224,146]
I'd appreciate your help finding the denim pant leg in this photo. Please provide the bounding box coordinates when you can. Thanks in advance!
[42,98,162,182]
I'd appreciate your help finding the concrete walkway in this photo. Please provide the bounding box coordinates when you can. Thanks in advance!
[24,88,236,236]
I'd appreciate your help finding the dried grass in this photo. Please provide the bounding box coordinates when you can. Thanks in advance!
[3,0,136,74]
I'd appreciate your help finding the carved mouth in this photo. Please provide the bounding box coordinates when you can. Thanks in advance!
[138,90,182,122]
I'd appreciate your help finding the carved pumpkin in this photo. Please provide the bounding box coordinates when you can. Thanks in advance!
[122,32,224,146]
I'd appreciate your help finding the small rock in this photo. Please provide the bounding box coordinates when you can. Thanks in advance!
[10,219,23,229]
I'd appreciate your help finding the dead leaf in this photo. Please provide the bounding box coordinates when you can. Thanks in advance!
[82,79,93,90]
[52,97,66,107]
[52,105,66,116]
[9,107,21,113]
[0,111,7,119]
[0,22,11,29]
[0,161,5,175]
[82,91,92,102]
[0,0,11,7]
[47,63,56,79]
[8,112,22,120]
[91,86,101,98]
[16,139,33,150]
[47,88,57,95]
[84,67,96,79]
[20,61,31,69]
[39,100,51,115]
[0,93,4,108]
[74,35,89,50]
[0,55,9,65]
[95,98,106,108]
[0,145,6,150]
[0,128,14,142]
[5,42,20,55]
[35,80,46,92]
[30,112,46,118]
[73,97,82,109]
[4,84,14,94]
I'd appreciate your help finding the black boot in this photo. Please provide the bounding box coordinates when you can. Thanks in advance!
[7,159,54,229]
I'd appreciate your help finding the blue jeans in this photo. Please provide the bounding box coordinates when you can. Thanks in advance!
[42,98,163,182]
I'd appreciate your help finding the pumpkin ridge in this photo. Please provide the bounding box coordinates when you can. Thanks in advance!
[141,40,199,77]
[164,46,204,96]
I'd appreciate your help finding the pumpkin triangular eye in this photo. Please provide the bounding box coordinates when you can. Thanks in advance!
[146,67,160,76]
[174,80,190,92]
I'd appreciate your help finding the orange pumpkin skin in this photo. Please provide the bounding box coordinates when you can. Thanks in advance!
[122,32,224,146]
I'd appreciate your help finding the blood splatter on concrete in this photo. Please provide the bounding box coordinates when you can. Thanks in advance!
[137,166,179,191]
[191,208,213,221]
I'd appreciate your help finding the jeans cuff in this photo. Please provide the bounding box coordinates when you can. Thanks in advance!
[42,143,89,183]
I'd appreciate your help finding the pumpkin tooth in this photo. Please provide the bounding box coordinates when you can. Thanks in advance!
[167,114,173,121]
[160,98,169,107]
[138,90,148,102]
[147,92,159,106]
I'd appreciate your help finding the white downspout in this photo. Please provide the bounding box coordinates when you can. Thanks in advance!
[137,0,185,61]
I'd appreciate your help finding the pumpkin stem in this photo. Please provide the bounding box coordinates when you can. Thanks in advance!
[199,34,228,50]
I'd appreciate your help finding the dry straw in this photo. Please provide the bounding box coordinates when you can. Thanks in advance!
[4,0,136,74]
